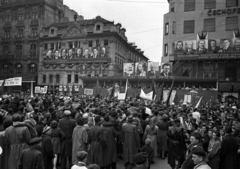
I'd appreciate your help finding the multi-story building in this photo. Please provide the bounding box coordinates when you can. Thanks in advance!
[38,15,148,87]
[0,0,79,90]
[163,0,240,100]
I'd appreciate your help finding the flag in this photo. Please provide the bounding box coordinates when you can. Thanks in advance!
[195,96,203,108]
[151,79,156,100]
[108,84,115,99]
[118,78,128,100]
[166,79,174,107]
[159,81,164,102]
[0,80,5,95]
[140,89,153,101]
[95,79,100,97]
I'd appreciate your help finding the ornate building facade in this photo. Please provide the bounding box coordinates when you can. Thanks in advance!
[38,16,148,87]
[0,0,79,90]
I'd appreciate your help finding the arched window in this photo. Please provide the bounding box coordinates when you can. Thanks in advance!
[28,63,37,73]
[2,64,9,74]
[15,63,23,74]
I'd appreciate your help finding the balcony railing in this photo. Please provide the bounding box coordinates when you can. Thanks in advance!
[43,57,111,64]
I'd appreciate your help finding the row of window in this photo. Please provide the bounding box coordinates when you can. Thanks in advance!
[165,16,238,35]
[170,0,238,12]
[4,12,39,22]
[43,40,109,50]
[42,74,78,84]
[3,27,38,39]
[2,64,37,74]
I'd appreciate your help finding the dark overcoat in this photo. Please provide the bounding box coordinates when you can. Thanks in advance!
[101,122,120,166]
[59,117,76,157]
[122,122,140,163]
[18,146,44,169]
[220,134,238,169]
[42,134,54,169]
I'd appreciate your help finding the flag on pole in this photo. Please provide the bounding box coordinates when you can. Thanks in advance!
[195,96,203,108]
[151,79,156,100]
[95,79,100,97]
[166,79,175,107]
[0,80,5,95]
[118,78,128,100]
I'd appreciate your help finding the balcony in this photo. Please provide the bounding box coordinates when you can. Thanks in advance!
[173,53,240,61]
[15,34,24,40]
[4,22,11,28]
[30,19,39,26]
[16,21,25,27]
[28,34,39,40]
[43,57,111,64]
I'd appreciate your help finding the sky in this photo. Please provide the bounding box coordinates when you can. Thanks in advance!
[64,0,169,63]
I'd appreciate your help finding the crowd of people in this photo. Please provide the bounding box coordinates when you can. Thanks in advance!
[0,93,239,169]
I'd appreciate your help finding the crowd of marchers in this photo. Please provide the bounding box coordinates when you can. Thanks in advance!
[0,94,240,169]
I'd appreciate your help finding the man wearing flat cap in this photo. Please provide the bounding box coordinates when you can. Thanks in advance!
[191,149,210,169]
[18,137,44,169]
[71,151,88,169]
[59,110,76,169]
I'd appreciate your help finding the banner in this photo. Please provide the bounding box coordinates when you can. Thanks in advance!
[59,86,63,92]
[35,86,48,94]
[0,77,22,86]
[118,93,126,100]
[74,86,79,92]
[84,88,93,95]
[140,89,153,101]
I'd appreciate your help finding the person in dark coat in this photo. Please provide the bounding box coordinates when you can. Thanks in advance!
[220,127,238,169]
[167,119,186,169]
[5,113,31,169]
[42,126,54,169]
[87,115,106,168]
[51,120,65,168]
[141,138,154,169]
[18,137,44,169]
[122,116,140,168]
[182,132,203,169]
[101,115,120,169]
[59,110,76,169]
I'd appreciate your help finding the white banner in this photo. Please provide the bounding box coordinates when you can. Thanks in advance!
[118,93,126,100]
[84,88,93,95]
[59,86,63,92]
[74,86,79,92]
[0,77,22,86]
[35,86,48,94]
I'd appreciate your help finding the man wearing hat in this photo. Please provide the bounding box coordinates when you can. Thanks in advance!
[18,137,44,169]
[122,116,140,168]
[191,149,210,169]
[59,110,76,169]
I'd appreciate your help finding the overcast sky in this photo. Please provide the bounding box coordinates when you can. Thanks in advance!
[64,0,169,63]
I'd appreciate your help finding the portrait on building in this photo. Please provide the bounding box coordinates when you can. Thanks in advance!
[46,49,53,59]
[68,48,75,59]
[184,40,196,54]
[160,63,172,77]
[83,47,92,58]
[208,39,221,53]
[135,62,147,77]
[92,47,99,58]
[53,49,61,60]
[233,38,240,52]
[196,39,208,54]
[99,46,108,57]
[175,41,185,54]
[147,61,159,77]
[123,63,134,77]
[218,39,233,53]
[75,48,83,58]
[61,48,68,59]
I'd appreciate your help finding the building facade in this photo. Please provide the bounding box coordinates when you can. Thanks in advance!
[162,0,240,98]
[0,0,79,90]
[38,16,148,87]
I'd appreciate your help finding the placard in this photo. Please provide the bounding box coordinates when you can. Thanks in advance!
[84,88,93,95]
[0,77,22,86]
[35,86,48,94]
